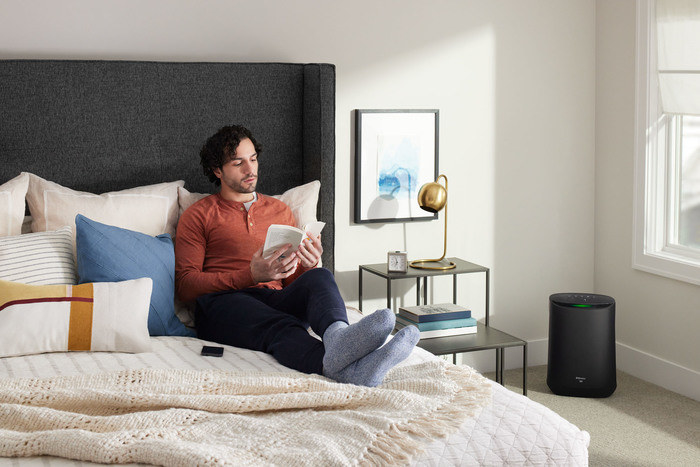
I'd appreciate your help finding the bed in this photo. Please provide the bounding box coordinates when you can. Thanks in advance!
[0,60,589,466]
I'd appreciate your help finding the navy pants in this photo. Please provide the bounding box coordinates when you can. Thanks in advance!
[195,268,347,375]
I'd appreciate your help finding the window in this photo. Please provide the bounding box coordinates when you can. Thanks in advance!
[633,0,700,285]
[678,115,700,249]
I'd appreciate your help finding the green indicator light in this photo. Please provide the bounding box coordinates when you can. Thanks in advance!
[572,304,592,308]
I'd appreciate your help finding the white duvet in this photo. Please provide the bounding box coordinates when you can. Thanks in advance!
[0,314,589,466]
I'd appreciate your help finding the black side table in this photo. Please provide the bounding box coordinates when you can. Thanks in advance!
[358,257,527,395]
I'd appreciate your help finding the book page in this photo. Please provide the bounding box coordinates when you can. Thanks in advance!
[416,304,465,314]
[303,221,325,239]
[401,303,468,315]
[262,222,326,259]
[263,225,304,258]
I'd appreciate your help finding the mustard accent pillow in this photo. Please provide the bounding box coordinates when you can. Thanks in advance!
[0,278,153,357]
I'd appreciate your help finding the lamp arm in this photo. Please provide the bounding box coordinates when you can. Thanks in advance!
[439,174,448,262]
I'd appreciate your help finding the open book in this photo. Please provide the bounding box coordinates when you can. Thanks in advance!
[262,221,325,259]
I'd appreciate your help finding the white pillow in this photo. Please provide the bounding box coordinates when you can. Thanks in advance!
[0,277,153,357]
[25,173,184,238]
[272,180,321,230]
[177,186,208,216]
[0,227,77,285]
[177,180,321,229]
[0,173,29,237]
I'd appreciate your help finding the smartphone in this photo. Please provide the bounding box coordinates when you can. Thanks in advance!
[201,345,224,357]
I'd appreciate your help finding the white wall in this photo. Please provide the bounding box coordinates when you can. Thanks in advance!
[595,0,700,399]
[0,1,596,371]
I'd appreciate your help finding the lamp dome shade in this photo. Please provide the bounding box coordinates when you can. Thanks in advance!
[417,181,447,213]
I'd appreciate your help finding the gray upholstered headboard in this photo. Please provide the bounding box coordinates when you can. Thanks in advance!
[0,60,335,272]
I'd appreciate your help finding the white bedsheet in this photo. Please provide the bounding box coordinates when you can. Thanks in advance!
[0,335,589,466]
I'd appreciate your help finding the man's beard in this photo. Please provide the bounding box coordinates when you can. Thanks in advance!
[225,175,257,194]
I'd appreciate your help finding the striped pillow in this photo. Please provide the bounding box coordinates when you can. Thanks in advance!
[0,227,77,285]
[0,278,153,357]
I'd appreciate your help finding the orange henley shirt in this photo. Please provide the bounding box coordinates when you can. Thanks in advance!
[174,193,307,303]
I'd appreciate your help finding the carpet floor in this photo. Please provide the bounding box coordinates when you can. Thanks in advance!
[486,365,700,466]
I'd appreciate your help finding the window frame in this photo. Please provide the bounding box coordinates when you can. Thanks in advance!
[633,0,700,285]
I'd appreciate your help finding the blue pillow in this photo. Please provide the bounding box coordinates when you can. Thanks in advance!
[75,214,194,337]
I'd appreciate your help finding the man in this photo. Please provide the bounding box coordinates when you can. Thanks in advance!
[175,125,419,387]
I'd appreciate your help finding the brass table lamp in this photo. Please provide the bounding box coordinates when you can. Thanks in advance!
[409,174,456,270]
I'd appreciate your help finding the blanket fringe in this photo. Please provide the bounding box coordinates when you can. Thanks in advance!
[362,363,491,466]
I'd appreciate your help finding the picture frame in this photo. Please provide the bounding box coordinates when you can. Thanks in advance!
[354,109,439,223]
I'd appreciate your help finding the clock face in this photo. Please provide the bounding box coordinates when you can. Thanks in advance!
[388,252,407,272]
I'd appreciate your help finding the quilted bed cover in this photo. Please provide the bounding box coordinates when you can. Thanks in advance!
[0,311,589,466]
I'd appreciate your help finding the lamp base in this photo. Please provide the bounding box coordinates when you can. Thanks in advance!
[409,259,456,270]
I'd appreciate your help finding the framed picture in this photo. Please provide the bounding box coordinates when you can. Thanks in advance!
[354,109,439,223]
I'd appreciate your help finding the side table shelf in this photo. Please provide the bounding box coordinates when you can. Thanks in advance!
[358,257,527,395]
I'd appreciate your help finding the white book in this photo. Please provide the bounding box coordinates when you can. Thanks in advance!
[262,222,325,259]
[418,326,477,339]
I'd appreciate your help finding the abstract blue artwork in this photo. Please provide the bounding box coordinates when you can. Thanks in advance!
[355,110,438,223]
[376,135,419,197]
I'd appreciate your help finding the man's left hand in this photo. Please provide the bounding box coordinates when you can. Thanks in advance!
[297,233,323,268]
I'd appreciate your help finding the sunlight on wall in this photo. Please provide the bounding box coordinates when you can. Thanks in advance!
[336,27,496,320]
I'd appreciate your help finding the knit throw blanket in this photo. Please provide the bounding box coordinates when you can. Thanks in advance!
[0,360,491,466]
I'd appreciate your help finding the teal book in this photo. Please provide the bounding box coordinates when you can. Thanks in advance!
[394,319,477,338]
[396,314,476,332]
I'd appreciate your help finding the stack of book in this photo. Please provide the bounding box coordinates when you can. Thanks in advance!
[395,303,476,339]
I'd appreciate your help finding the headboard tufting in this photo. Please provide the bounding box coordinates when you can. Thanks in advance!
[0,60,335,272]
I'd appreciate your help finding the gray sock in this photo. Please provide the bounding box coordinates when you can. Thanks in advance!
[324,325,420,387]
[322,308,395,375]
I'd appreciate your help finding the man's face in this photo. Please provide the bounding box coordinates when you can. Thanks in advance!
[213,138,258,199]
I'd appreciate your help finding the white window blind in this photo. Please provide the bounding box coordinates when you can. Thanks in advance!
[657,0,700,115]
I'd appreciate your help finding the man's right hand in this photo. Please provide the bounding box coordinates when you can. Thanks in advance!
[250,244,299,283]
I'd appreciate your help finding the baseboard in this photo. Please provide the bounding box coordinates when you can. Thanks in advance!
[452,338,699,401]
[616,341,700,401]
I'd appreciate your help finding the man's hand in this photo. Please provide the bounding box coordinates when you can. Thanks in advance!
[296,233,323,268]
[250,244,299,283]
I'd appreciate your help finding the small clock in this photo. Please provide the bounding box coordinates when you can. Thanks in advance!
[387,251,408,273]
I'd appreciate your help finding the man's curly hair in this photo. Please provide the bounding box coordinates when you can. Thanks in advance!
[200,125,262,185]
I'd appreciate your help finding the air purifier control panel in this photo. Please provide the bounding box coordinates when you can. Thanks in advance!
[550,293,615,307]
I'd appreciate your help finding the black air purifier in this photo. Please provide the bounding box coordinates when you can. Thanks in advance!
[547,293,616,397]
